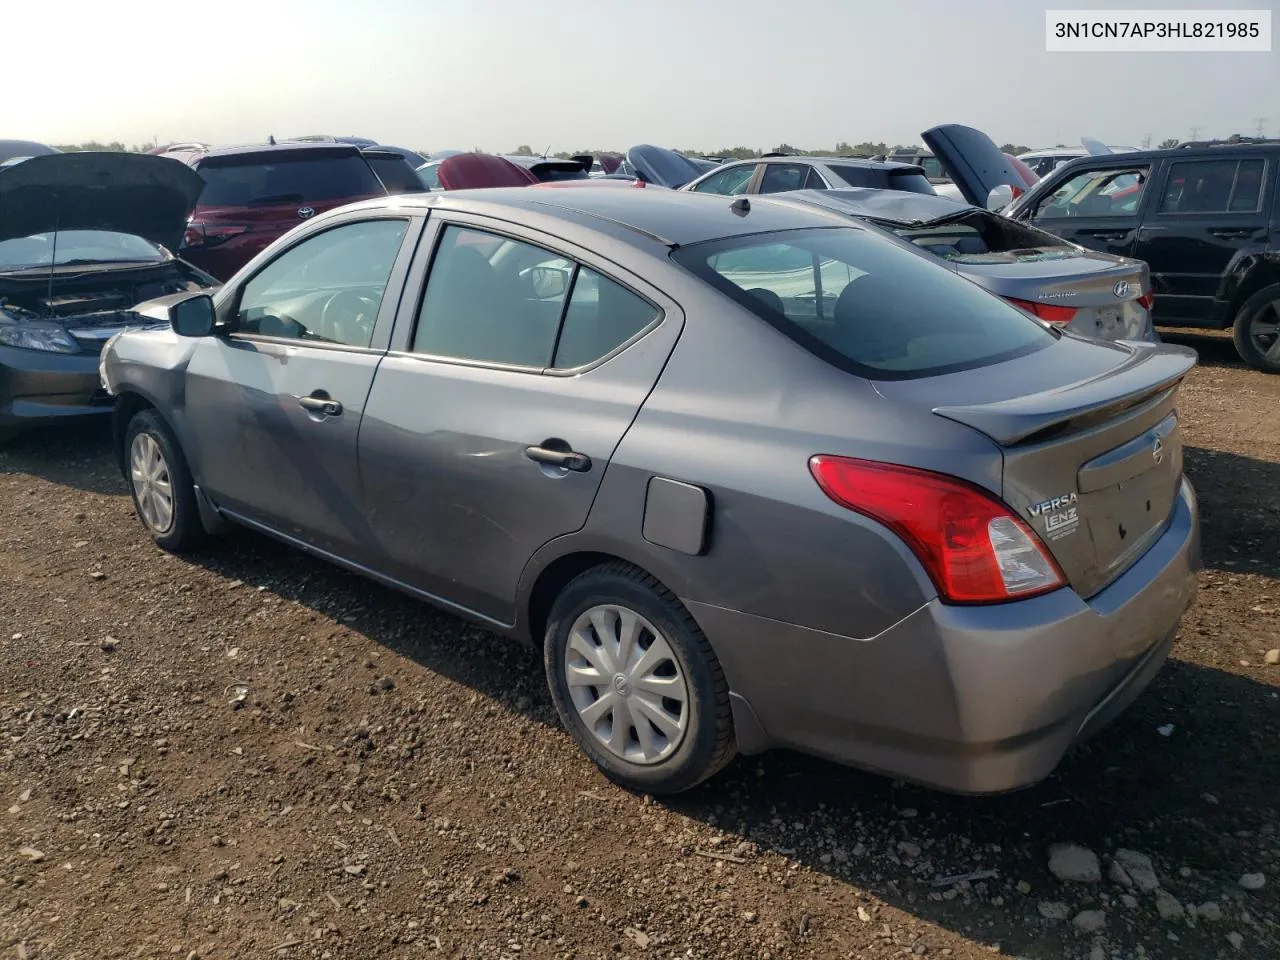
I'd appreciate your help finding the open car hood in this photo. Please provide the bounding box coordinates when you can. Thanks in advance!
[436,153,539,189]
[784,187,980,224]
[0,152,205,252]
[624,145,704,189]
[921,124,1032,207]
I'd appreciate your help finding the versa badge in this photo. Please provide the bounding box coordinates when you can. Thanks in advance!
[1029,492,1079,540]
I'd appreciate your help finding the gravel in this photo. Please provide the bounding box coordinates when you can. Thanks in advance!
[1,336,1278,959]
[1048,844,1101,883]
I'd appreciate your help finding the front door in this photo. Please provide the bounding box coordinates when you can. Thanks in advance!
[184,216,418,553]
[1021,160,1153,259]
[1132,154,1273,326]
[357,220,683,625]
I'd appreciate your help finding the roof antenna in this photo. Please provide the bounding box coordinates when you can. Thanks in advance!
[268,134,276,145]
[543,144,550,158]
[730,197,750,216]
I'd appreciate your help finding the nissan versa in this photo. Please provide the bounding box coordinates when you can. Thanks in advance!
[100,188,1200,795]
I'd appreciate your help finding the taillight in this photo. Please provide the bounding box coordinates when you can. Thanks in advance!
[1137,292,1154,312]
[809,456,1066,604]
[182,222,248,249]
[1004,296,1077,326]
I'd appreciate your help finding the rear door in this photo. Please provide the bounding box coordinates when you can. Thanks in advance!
[356,216,684,625]
[1018,159,1154,259]
[1131,153,1273,326]
[184,213,422,552]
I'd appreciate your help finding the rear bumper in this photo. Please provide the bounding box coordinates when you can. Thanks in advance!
[689,478,1200,794]
[0,346,113,432]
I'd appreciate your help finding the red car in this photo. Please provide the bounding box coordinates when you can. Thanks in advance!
[175,142,386,280]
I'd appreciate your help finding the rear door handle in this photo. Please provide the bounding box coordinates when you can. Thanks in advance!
[525,444,591,472]
[296,394,343,416]
[1081,230,1129,240]
[1208,228,1253,239]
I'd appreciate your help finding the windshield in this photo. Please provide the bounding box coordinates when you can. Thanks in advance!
[673,227,1053,379]
[195,154,384,206]
[0,230,166,271]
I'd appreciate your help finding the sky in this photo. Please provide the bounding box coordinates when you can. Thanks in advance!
[8,0,1277,153]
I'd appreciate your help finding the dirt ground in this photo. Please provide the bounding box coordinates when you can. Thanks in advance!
[1,330,1276,960]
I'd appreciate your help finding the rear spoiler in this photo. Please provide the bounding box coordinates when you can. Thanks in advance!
[570,154,593,172]
[933,344,1197,446]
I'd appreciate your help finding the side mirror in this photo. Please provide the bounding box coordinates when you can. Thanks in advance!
[529,265,569,300]
[170,294,217,337]
[986,184,1015,211]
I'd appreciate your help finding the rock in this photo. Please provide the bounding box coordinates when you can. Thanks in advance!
[574,896,588,908]
[898,841,922,859]
[1038,901,1070,921]
[1155,889,1185,920]
[856,906,873,923]
[1048,844,1101,883]
[377,677,394,692]
[17,846,45,863]
[100,637,118,653]
[1156,723,1175,737]
[1121,894,1139,909]
[89,571,106,581]
[1112,849,1160,892]
[1090,943,1107,960]
[1239,872,1265,891]
[1015,880,1032,895]
[1264,649,1279,665]
[741,911,758,923]
[1071,910,1106,934]
[343,864,366,876]
[1195,901,1222,922]
[1226,932,1244,950]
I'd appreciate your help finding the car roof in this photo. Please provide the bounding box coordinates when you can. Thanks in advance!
[719,155,924,173]
[1046,142,1279,167]
[326,187,855,248]
[192,141,363,161]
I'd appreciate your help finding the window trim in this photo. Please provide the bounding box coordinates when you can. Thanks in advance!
[689,161,760,196]
[218,213,421,353]
[1154,156,1269,217]
[394,216,666,376]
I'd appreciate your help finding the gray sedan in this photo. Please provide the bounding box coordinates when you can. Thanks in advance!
[100,188,1200,795]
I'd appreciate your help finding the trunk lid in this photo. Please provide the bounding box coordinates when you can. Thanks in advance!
[876,338,1197,598]
[437,153,539,189]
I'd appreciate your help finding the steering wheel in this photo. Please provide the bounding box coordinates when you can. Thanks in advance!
[319,289,379,344]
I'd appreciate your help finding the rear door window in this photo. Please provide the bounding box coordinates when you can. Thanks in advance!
[674,227,1053,379]
[758,163,809,194]
[1032,165,1149,219]
[1158,158,1267,213]
[195,153,385,206]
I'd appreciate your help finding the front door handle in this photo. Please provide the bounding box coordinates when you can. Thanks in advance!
[525,444,591,473]
[297,394,343,416]
[1208,228,1252,239]
[1081,230,1129,241]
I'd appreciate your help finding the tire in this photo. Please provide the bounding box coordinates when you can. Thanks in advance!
[544,561,736,794]
[1231,283,1280,372]
[124,408,205,552]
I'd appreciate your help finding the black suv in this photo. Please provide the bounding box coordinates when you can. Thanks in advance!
[1005,138,1280,370]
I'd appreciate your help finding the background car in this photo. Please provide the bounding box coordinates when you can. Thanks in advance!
[0,140,59,164]
[174,142,387,280]
[1018,143,1139,178]
[103,188,1197,798]
[1004,137,1280,369]
[0,152,214,442]
[782,187,1155,342]
[503,155,591,183]
[683,154,935,196]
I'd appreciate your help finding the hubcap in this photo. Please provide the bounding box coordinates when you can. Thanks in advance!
[129,433,174,534]
[1248,298,1280,363]
[563,604,689,765]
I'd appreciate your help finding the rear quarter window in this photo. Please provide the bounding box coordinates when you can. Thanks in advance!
[195,153,385,206]
[673,227,1054,380]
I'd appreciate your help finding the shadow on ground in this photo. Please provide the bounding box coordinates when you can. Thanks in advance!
[1160,328,1243,369]
[1186,445,1280,579]
[0,421,120,495]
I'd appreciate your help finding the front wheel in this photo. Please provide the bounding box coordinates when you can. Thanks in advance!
[124,408,204,552]
[1231,283,1280,372]
[544,562,736,794]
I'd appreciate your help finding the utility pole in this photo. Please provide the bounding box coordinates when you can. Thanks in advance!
[1189,126,1201,141]
[1141,133,1152,149]
[1255,117,1268,138]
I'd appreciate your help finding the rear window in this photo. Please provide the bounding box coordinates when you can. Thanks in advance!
[825,165,935,195]
[888,211,1075,264]
[673,227,1053,380]
[534,164,589,182]
[195,153,384,206]
[364,154,428,194]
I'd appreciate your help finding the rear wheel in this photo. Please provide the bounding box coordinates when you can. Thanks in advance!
[125,409,204,552]
[1231,284,1280,372]
[543,562,735,794]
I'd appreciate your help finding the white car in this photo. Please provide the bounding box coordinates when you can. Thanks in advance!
[1018,145,1139,179]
